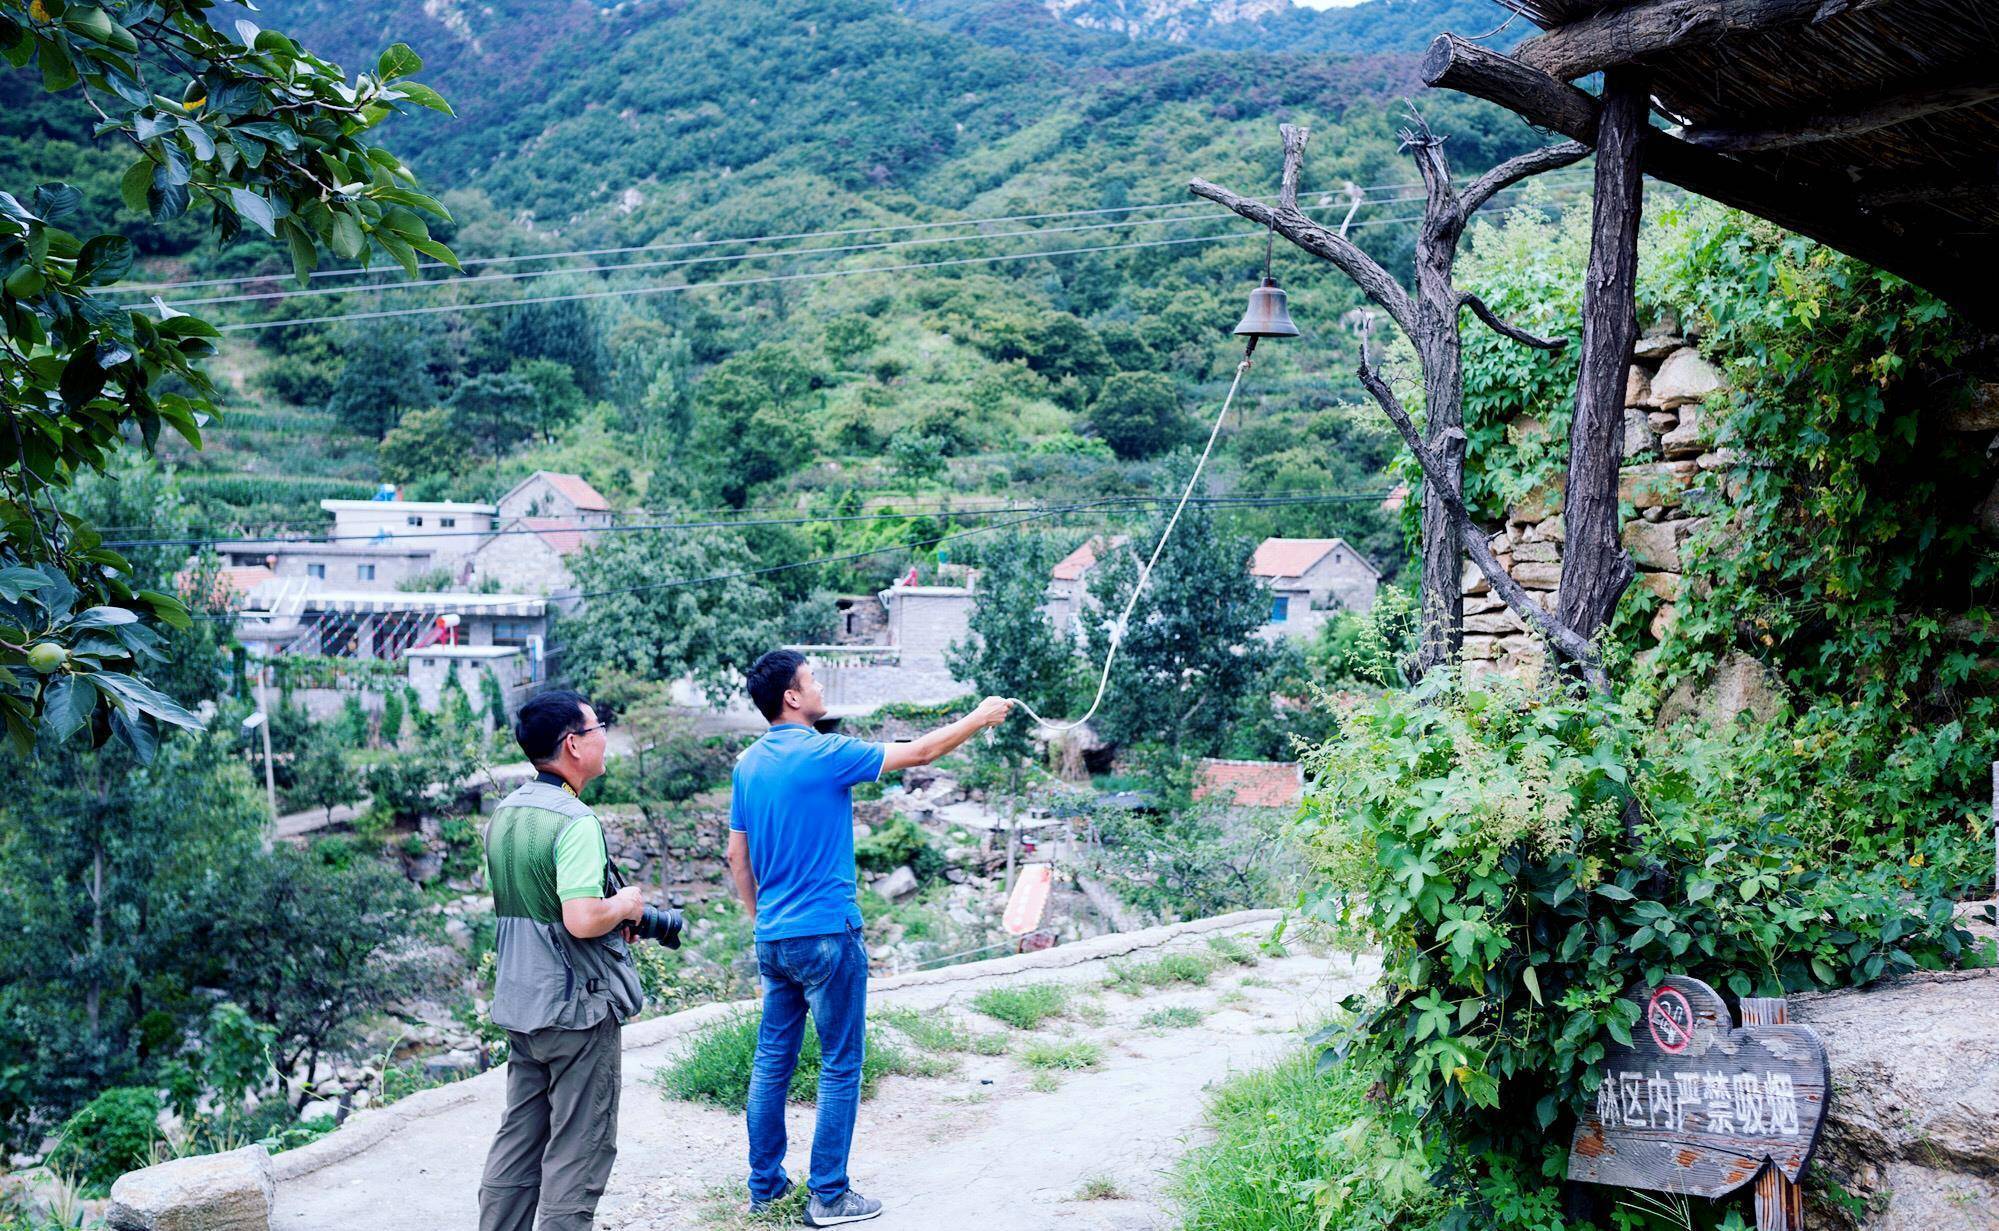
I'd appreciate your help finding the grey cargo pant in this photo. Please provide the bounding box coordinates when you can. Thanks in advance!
[478,1014,621,1231]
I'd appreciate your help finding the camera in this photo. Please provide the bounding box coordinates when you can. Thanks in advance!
[630,904,684,949]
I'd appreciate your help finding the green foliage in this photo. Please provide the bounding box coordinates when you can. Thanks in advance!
[1140,1005,1205,1029]
[1085,370,1183,459]
[47,1085,158,1194]
[948,533,1073,764]
[325,321,443,439]
[378,688,405,747]
[560,523,783,701]
[1081,491,1272,754]
[1018,1038,1102,1071]
[1171,1045,1440,1231]
[854,813,945,883]
[288,722,361,821]
[1086,797,1295,921]
[378,406,463,485]
[1104,951,1216,994]
[688,344,819,507]
[655,1010,915,1111]
[1296,669,1977,1223]
[0,1,453,758]
[968,981,1069,1029]
[363,734,481,827]
[198,1002,277,1111]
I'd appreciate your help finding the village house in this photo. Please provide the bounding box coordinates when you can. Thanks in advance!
[1250,537,1379,639]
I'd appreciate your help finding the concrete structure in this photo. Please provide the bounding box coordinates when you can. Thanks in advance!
[318,497,500,572]
[830,594,889,645]
[792,583,975,715]
[406,644,543,716]
[497,471,615,526]
[1250,537,1379,639]
[216,539,439,592]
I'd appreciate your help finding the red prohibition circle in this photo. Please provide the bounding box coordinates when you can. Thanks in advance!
[1646,986,1695,1054]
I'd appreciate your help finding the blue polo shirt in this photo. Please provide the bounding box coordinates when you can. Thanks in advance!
[730,724,887,942]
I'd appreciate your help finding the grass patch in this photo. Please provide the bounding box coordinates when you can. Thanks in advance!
[1171,1042,1440,1231]
[1104,951,1216,995]
[691,1180,807,1230]
[1141,1005,1207,1029]
[970,982,1069,1029]
[1019,1039,1104,1071]
[876,1006,1011,1056]
[1205,935,1260,966]
[1028,1070,1062,1093]
[656,1011,918,1111]
[1075,1174,1128,1201]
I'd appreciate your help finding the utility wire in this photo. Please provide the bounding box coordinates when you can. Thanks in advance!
[122,168,1593,295]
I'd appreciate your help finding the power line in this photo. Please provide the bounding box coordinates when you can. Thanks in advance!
[122,168,1594,295]
[124,491,1391,550]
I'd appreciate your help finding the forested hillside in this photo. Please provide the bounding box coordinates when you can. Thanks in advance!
[0,0,1577,584]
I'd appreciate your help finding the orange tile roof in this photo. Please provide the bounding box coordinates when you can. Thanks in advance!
[1194,759,1304,809]
[1251,538,1343,579]
[540,472,610,511]
[1051,535,1128,581]
[178,565,273,609]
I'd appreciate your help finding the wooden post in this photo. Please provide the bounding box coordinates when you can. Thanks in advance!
[1740,996,1805,1230]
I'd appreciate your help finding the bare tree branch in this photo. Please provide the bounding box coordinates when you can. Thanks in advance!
[1355,348,1606,687]
[1189,178,1419,338]
[1460,291,1569,351]
[1458,140,1591,216]
[1277,123,1310,212]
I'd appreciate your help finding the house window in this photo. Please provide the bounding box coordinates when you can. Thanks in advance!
[1270,595,1289,622]
[357,564,376,581]
[306,563,326,579]
[440,517,456,528]
[406,515,424,527]
[491,620,536,647]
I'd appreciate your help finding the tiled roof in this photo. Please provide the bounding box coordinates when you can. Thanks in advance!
[539,472,610,511]
[517,517,586,556]
[1051,535,1128,581]
[1251,538,1343,579]
[1193,758,1304,809]
[186,565,274,608]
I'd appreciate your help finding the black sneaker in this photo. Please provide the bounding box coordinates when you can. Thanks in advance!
[749,1177,794,1214]
[804,1189,883,1227]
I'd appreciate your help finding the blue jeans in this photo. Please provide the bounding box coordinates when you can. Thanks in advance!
[746,924,869,1204]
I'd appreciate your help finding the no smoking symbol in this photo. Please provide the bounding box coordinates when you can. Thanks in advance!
[1646,986,1695,1054]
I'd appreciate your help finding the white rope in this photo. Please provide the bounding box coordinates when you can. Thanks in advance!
[1009,352,1254,733]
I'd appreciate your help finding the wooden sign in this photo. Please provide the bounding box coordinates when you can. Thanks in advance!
[1568,976,1830,1208]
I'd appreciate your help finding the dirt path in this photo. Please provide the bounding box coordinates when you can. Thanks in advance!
[273,912,1376,1231]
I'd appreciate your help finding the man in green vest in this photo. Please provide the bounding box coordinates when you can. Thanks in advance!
[478,689,644,1231]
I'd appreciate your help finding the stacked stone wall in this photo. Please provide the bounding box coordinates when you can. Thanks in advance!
[1465,323,1730,678]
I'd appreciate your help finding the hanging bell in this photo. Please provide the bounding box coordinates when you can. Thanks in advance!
[1233,277,1300,340]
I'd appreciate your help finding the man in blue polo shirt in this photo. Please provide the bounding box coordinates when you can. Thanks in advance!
[727,649,1011,1226]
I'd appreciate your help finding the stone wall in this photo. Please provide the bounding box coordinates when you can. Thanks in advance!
[1464,323,1730,678]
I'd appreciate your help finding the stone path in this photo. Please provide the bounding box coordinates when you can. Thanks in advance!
[273,911,1376,1231]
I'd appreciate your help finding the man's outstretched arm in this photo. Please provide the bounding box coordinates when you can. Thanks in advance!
[880,696,1014,773]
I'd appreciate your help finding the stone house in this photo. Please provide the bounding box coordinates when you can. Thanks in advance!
[468,518,586,596]
[216,539,439,592]
[1251,538,1380,639]
[1045,535,1127,638]
[497,471,614,527]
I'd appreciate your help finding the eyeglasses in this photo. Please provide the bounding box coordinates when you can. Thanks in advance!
[569,720,611,738]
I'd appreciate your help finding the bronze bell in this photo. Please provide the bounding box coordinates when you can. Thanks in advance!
[1233,276,1300,340]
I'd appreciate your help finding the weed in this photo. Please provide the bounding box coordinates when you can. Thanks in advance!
[1073,997,1108,1027]
[1028,1070,1062,1093]
[1104,952,1216,995]
[656,1011,917,1110]
[970,982,1069,1029]
[1075,1174,1128,1201]
[877,1006,1004,1057]
[1142,1006,1206,1029]
[1205,935,1259,966]
[1020,1039,1104,1071]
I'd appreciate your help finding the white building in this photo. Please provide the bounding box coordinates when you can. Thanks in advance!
[318,495,500,572]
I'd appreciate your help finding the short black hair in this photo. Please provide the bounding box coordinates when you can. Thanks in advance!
[745,649,806,721]
[515,689,591,764]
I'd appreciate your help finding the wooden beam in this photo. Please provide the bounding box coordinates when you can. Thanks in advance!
[1512,0,1892,81]
[1682,80,1999,153]
[1422,33,1990,321]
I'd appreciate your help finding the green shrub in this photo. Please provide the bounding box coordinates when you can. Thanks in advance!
[1296,668,1978,1226]
[48,1087,160,1193]
[854,814,945,882]
[968,982,1069,1030]
[656,1012,916,1111]
[1204,935,1260,967]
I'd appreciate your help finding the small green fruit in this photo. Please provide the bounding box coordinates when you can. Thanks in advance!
[26,642,67,674]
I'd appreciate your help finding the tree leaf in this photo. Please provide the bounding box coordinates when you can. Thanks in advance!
[72,605,141,629]
[390,81,453,116]
[0,566,53,602]
[75,234,133,285]
[228,187,277,236]
[86,671,202,730]
[328,209,364,260]
[119,157,153,212]
[377,42,423,80]
[1592,883,1635,901]
[409,237,460,271]
[146,179,190,222]
[1522,965,1542,1006]
[32,183,81,226]
[38,676,93,744]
